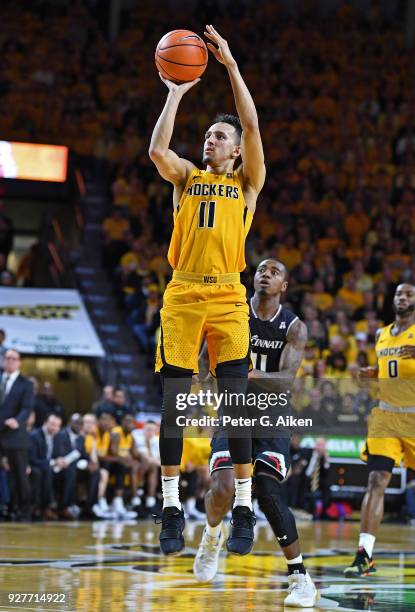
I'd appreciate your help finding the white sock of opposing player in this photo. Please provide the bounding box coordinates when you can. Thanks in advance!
[233,478,253,510]
[286,553,306,574]
[286,554,303,566]
[359,533,376,557]
[206,520,222,538]
[162,476,181,510]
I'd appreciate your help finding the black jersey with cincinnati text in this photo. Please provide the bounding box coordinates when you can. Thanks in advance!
[249,298,299,373]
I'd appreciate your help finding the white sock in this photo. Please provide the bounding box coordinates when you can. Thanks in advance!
[98,497,109,510]
[145,496,156,508]
[112,496,125,511]
[161,476,181,509]
[233,477,252,510]
[206,520,222,538]
[359,533,376,558]
[287,554,303,565]
[185,498,196,514]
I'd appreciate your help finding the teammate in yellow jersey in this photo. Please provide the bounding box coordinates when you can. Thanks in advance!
[345,283,415,577]
[149,25,265,555]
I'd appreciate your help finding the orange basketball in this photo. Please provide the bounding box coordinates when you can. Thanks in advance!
[155,30,208,84]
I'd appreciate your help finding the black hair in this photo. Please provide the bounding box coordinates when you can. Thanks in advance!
[213,113,242,143]
[257,258,289,282]
[98,410,114,418]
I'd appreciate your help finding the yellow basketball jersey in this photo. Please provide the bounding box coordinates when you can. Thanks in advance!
[180,437,211,471]
[376,322,415,407]
[112,426,133,457]
[96,430,111,458]
[168,168,253,274]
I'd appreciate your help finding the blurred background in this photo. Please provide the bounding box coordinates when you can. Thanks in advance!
[0,0,414,523]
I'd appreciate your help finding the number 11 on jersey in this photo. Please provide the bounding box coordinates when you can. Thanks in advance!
[198,201,216,228]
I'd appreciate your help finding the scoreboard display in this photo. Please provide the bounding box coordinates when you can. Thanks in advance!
[0,141,68,182]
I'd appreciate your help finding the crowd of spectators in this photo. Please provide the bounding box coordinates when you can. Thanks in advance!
[0,350,163,521]
[1,1,414,521]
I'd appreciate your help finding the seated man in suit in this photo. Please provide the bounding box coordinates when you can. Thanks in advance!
[29,413,62,520]
[0,349,34,520]
[53,413,99,518]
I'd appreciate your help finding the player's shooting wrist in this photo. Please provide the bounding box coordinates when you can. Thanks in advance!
[168,90,183,102]
[225,59,238,72]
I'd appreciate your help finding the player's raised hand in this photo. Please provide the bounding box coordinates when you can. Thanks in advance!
[400,345,415,359]
[159,73,200,96]
[204,25,235,67]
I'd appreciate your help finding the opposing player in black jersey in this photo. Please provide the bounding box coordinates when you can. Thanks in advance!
[193,259,318,608]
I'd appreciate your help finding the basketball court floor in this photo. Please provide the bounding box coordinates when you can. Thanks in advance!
[0,519,414,611]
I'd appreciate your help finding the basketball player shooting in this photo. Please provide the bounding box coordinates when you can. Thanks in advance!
[149,25,265,556]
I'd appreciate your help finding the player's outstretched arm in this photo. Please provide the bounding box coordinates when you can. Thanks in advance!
[249,320,307,381]
[204,25,265,201]
[149,75,199,185]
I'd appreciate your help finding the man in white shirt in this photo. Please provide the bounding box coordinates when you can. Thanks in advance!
[133,420,160,512]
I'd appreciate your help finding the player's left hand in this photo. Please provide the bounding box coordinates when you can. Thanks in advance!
[204,25,235,67]
[401,344,415,359]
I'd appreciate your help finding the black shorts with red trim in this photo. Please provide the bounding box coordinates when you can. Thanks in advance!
[209,429,291,482]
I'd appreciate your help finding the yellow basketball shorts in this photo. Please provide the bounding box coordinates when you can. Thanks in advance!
[360,407,415,470]
[155,273,250,374]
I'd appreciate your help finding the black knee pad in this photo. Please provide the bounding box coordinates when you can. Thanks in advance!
[160,365,193,379]
[160,365,192,423]
[255,473,298,547]
[215,360,249,405]
[216,360,251,465]
[367,454,395,474]
[159,366,192,466]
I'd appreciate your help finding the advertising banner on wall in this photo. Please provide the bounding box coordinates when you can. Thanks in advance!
[300,436,366,458]
[0,288,105,357]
